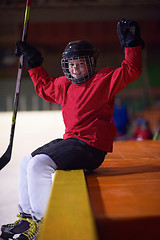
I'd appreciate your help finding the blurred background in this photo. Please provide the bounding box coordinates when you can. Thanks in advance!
[0,0,160,140]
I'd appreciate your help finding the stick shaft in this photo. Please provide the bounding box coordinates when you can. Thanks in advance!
[0,1,31,170]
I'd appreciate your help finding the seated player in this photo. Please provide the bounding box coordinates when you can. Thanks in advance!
[0,19,144,240]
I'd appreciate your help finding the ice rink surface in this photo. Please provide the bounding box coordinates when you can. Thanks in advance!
[0,111,64,227]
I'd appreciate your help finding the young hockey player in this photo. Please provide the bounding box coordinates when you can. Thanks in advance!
[0,19,144,240]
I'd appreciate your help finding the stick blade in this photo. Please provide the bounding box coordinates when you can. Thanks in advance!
[0,145,12,170]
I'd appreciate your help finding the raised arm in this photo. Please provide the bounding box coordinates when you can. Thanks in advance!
[107,19,144,99]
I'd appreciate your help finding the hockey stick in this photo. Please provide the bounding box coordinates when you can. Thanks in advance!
[0,0,32,170]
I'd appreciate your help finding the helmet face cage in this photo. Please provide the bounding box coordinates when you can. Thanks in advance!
[61,40,97,85]
[61,55,95,85]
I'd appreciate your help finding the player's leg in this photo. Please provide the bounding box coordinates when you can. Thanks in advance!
[18,154,33,214]
[26,154,57,217]
[0,154,57,240]
[14,154,57,240]
[0,155,33,240]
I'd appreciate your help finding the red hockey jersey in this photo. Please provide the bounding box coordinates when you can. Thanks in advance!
[28,47,142,152]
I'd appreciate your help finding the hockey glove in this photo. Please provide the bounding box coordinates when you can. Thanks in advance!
[16,41,43,69]
[117,19,145,50]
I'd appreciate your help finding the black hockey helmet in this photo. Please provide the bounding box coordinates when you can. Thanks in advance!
[61,40,98,85]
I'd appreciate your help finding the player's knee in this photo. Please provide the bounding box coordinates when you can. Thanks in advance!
[26,155,43,176]
[26,154,56,177]
[19,154,32,173]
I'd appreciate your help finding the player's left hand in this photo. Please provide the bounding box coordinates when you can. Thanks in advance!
[117,19,145,50]
[16,41,43,69]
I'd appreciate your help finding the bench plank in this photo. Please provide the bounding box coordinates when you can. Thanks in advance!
[38,169,98,240]
[86,140,160,240]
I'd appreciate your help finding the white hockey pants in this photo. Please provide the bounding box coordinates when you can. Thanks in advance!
[18,154,57,219]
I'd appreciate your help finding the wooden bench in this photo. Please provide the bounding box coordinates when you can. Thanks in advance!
[86,140,160,240]
[38,140,160,240]
[38,169,98,240]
